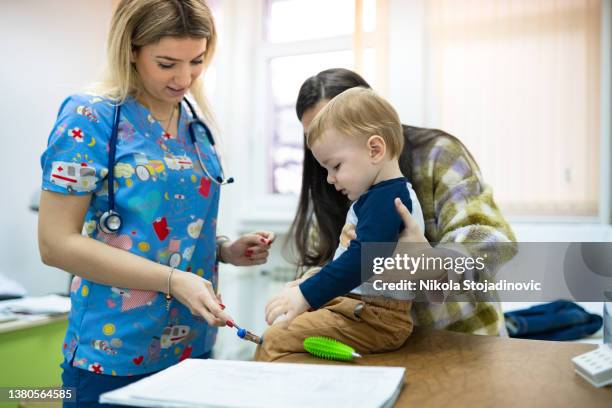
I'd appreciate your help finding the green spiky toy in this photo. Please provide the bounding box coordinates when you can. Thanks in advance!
[303,336,362,361]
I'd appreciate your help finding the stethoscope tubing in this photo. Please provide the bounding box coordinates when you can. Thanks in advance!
[107,103,122,212]
[101,97,231,234]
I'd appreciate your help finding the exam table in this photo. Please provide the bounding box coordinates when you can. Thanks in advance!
[276,327,612,407]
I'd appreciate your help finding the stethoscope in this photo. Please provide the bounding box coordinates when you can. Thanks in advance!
[99,97,234,234]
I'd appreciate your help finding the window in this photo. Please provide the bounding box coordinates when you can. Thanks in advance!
[263,0,388,194]
[424,0,602,217]
[80,168,95,177]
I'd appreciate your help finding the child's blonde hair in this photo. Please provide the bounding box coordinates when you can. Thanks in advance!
[92,0,216,122]
[306,87,403,158]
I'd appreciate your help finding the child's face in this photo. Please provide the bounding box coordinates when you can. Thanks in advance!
[310,128,378,201]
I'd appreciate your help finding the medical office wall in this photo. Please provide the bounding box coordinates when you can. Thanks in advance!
[0,1,114,295]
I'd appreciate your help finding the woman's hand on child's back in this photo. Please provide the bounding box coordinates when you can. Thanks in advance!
[265,286,310,325]
[339,200,429,249]
[395,198,429,244]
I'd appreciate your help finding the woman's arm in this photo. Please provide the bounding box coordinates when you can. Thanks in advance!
[38,190,232,326]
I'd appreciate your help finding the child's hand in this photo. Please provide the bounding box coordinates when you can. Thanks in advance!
[221,231,275,266]
[265,286,310,325]
[284,266,321,288]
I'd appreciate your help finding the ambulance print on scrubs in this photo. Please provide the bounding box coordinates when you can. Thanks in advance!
[40,93,228,376]
[50,161,98,193]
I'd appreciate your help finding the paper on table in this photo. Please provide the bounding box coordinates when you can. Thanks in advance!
[100,359,405,408]
[0,310,18,324]
[0,294,70,314]
[0,274,26,298]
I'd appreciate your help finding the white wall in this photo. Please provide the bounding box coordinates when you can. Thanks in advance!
[0,1,114,295]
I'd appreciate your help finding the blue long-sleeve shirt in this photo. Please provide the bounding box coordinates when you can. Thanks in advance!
[299,177,421,309]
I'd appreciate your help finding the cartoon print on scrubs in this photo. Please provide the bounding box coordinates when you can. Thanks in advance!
[91,339,119,355]
[134,153,166,182]
[107,286,158,312]
[41,94,222,376]
[76,105,99,123]
[118,119,136,143]
[49,161,98,193]
[131,305,199,367]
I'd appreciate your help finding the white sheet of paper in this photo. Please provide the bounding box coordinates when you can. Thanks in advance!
[0,294,70,314]
[101,359,405,408]
[0,274,26,298]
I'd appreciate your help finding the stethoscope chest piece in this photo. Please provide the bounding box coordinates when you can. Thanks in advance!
[99,210,122,234]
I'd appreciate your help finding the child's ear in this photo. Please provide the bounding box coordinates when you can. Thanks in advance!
[367,135,386,163]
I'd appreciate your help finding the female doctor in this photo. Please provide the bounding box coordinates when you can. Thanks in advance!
[37,0,273,405]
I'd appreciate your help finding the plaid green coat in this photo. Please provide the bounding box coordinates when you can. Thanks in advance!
[404,126,516,335]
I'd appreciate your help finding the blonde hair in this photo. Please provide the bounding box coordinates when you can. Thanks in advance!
[306,87,403,158]
[92,0,217,122]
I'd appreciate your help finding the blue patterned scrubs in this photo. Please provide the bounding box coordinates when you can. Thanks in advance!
[40,94,221,376]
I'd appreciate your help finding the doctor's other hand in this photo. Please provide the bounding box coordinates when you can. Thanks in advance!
[220,231,275,266]
[171,270,233,327]
[394,198,429,245]
[265,286,310,325]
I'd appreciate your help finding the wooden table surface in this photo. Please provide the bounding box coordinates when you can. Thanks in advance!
[275,327,612,407]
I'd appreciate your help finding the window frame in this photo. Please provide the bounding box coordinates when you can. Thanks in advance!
[232,0,388,230]
[601,0,612,225]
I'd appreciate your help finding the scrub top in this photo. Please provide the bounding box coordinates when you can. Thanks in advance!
[40,93,222,376]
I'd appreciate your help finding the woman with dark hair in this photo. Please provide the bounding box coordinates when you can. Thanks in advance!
[286,68,516,335]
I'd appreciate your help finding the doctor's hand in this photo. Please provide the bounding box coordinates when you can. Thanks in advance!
[264,285,310,325]
[220,231,275,266]
[171,270,233,327]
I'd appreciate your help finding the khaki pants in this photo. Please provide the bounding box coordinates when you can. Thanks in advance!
[254,295,413,362]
